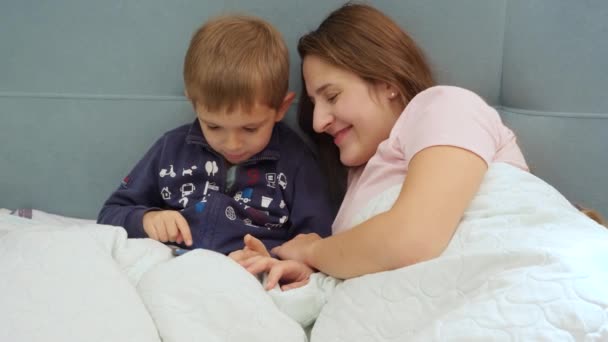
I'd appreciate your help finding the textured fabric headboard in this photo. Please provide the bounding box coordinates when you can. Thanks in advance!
[1,0,606,218]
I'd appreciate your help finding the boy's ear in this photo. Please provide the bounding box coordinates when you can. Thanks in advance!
[184,89,199,112]
[275,91,296,122]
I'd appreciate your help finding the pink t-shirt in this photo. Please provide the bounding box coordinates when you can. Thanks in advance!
[332,86,528,234]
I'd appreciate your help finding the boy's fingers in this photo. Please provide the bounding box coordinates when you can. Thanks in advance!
[281,279,309,291]
[266,263,286,290]
[166,223,179,242]
[240,254,264,267]
[228,250,244,261]
[244,234,270,257]
[242,255,265,269]
[147,225,159,240]
[175,232,183,244]
[230,249,256,262]
[245,257,275,275]
[175,215,193,246]
[156,222,169,242]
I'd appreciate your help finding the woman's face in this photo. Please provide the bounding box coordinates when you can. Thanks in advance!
[302,55,401,167]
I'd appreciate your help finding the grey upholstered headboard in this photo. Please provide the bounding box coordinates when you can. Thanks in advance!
[1,0,606,219]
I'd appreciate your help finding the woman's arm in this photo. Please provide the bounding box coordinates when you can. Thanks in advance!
[274,145,487,279]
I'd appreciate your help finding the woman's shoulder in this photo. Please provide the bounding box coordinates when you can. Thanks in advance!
[396,85,498,128]
[407,85,489,112]
[391,85,509,163]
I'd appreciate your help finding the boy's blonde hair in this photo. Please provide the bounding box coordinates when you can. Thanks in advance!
[184,15,289,113]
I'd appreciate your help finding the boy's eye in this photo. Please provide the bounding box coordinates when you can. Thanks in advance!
[206,125,220,130]
[243,127,259,133]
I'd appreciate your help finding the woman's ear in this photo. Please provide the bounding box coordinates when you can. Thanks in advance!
[374,81,399,100]
[385,83,400,100]
[375,82,405,116]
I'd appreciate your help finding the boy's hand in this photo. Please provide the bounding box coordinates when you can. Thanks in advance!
[143,210,193,246]
[230,234,312,290]
[265,259,314,291]
[228,234,270,262]
[240,255,313,290]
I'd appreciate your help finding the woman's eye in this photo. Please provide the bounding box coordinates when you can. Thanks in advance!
[327,94,339,104]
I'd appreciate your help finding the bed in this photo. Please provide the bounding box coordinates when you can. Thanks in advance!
[1,0,607,341]
[3,163,608,341]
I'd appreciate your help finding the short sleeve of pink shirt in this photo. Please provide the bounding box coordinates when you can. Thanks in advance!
[398,86,524,166]
[332,86,528,234]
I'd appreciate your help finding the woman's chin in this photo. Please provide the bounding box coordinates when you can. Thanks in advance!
[339,150,366,167]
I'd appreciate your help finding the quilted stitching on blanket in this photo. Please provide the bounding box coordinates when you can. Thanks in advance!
[311,163,608,341]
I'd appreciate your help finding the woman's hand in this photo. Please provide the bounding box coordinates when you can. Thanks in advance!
[271,233,322,264]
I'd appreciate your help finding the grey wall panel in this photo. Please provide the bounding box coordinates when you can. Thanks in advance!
[500,108,608,216]
[0,0,507,99]
[0,96,193,218]
[1,0,606,220]
[501,0,608,113]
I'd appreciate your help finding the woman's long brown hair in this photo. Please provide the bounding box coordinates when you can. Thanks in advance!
[579,207,606,227]
[297,2,435,208]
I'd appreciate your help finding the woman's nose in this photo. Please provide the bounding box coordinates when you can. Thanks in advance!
[312,105,334,133]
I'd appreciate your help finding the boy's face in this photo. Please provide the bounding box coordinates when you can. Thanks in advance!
[195,99,291,165]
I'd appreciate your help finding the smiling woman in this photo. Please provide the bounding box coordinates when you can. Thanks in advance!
[255,3,525,279]
[303,55,402,167]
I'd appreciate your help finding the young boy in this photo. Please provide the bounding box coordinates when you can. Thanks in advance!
[97,15,333,254]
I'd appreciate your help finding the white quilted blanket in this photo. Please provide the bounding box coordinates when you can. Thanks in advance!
[310,163,608,341]
[1,163,607,342]
[0,215,305,342]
